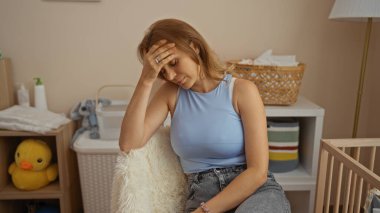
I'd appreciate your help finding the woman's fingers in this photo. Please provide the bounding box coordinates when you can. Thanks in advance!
[154,45,176,64]
[141,40,176,81]
[158,54,175,66]
[152,43,175,60]
[146,41,176,68]
[147,39,167,55]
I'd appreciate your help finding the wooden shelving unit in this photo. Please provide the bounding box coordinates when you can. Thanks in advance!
[265,96,325,213]
[0,122,82,213]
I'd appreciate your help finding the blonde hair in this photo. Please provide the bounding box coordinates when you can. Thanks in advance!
[137,18,227,80]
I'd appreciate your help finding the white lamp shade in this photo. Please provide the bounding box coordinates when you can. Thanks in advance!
[329,0,380,20]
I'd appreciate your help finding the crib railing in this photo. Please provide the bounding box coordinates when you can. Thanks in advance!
[315,138,380,213]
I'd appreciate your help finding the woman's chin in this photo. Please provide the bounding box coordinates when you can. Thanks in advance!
[179,80,191,89]
[180,84,190,89]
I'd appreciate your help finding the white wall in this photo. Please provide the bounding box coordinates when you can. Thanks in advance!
[1,0,379,137]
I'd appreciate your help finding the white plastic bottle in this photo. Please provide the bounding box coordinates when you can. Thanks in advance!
[34,77,48,110]
[17,84,30,107]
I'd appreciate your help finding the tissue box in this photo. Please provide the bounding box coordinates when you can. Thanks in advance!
[227,60,305,105]
[267,118,299,173]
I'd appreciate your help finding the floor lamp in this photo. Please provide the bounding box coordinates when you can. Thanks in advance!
[329,0,380,138]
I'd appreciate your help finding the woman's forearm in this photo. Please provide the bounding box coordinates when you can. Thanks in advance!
[119,40,176,152]
[203,168,267,213]
[119,78,154,151]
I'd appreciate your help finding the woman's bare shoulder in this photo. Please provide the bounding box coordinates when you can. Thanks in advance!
[233,78,262,110]
[234,78,260,96]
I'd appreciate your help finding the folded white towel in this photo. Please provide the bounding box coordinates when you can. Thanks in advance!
[0,121,53,134]
[238,58,254,65]
[253,49,299,67]
[0,105,70,133]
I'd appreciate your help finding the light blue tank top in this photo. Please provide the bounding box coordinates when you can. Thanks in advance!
[170,74,246,173]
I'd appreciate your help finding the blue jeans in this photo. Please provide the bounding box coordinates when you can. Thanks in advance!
[185,165,291,213]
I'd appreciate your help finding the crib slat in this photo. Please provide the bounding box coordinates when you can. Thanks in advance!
[334,158,344,213]
[368,146,376,171]
[334,148,346,213]
[324,155,335,213]
[315,148,329,213]
[349,174,358,213]
[349,148,360,213]
[354,177,363,213]
[349,173,357,213]
[366,146,376,196]
[343,169,353,213]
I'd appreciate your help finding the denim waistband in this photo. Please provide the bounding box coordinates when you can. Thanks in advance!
[187,164,247,178]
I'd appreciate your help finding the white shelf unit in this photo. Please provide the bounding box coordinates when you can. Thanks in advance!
[265,96,325,213]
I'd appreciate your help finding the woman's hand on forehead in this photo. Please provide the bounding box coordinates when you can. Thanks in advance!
[141,40,176,83]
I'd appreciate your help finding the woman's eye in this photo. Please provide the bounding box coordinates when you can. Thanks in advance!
[169,59,177,66]
[160,69,167,77]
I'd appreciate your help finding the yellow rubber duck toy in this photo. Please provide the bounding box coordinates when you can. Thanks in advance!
[8,139,58,191]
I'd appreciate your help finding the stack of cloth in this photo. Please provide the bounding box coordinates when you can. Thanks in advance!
[0,105,70,134]
[267,118,299,173]
[238,49,299,67]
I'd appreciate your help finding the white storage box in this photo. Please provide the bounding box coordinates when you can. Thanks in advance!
[96,100,128,140]
[73,131,119,213]
[96,85,134,140]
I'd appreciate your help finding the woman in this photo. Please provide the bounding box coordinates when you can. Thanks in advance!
[119,18,291,213]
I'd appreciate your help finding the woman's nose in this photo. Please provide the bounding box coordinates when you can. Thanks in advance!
[165,69,176,81]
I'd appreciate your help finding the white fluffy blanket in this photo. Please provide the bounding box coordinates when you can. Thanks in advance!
[111,127,188,213]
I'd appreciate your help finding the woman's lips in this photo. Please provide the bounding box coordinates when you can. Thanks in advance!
[177,77,186,85]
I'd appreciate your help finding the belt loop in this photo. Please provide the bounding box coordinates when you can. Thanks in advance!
[194,173,199,183]
[213,168,226,189]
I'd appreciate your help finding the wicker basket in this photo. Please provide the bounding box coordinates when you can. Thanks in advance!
[227,60,305,105]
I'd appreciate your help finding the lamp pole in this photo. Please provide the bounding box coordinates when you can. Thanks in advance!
[352,18,372,138]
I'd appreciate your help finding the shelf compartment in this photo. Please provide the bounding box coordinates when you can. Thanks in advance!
[265,97,324,213]
[0,182,61,200]
[274,165,316,191]
[0,198,60,212]
[0,122,82,213]
[0,136,59,194]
